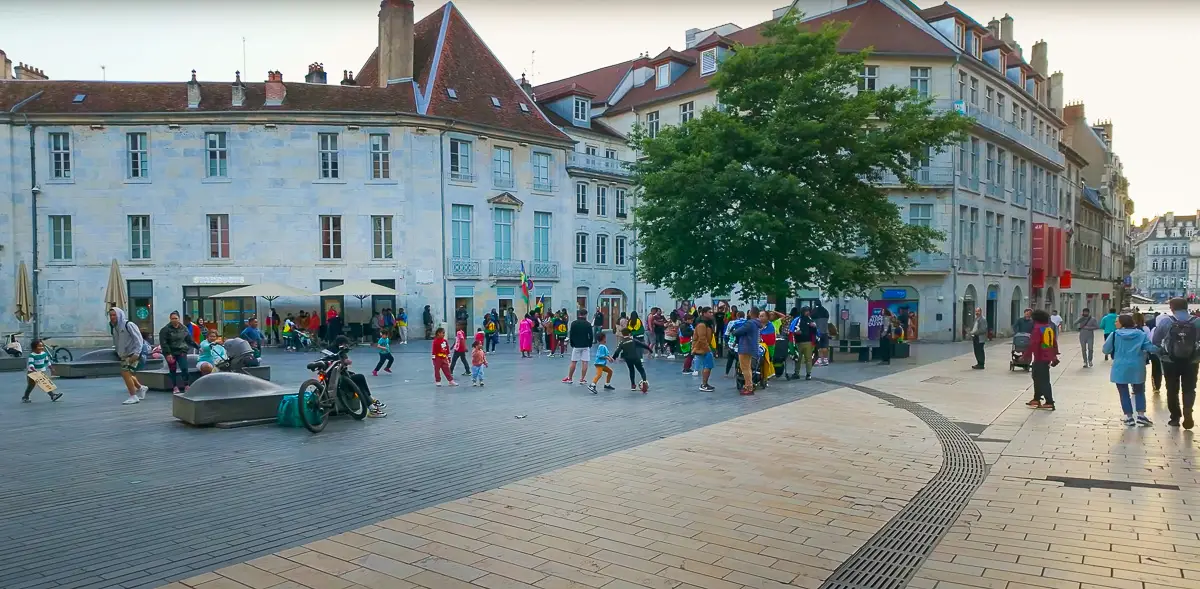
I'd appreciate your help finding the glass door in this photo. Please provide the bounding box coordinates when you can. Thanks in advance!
[127,280,154,341]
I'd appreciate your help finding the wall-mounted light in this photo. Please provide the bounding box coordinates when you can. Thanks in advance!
[415,127,428,134]
[264,123,277,129]
[478,135,489,141]
[167,124,181,130]
[519,142,529,147]
[347,125,360,131]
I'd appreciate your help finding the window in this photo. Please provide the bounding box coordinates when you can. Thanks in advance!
[1011,153,1019,194]
[858,65,878,92]
[605,148,617,159]
[656,64,669,89]
[492,146,513,188]
[573,97,589,122]
[958,71,967,101]
[1020,108,1027,133]
[996,148,1006,190]
[49,132,71,179]
[954,21,965,48]
[646,111,660,138]
[997,93,1006,118]
[575,233,588,264]
[616,188,627,218]
[576,182,589,214]
[700,48,718,75]
[369,133,390,179]
[969,77,978,105]
[493,208,514,260]
[1172,259,1178,271]
[596,234,608,265]
[1010,102,1019,127]
[909,204,932,227]
[985,144,995,183]
[1018,221,1026,261]
[372,215,393,260]
[449,139,472,181]
[985,212,995,259]
[680,101,694,123]
[533,152,552,190]
[970,138,980,180]
[969,208,979,256]
[490,96,501,108]
[205,132,227,178]
[910,67,931,97]
[533,212,551,262]
[995,214,1004,259]
[596,185,608,216]
[451,205,472,258]
[1010,218,1019,262]
[207,214,230,259]
[957,139,967,173]
[127,132,148,179]
[129,215,151,260]
[585,145,598,156]
[49,215,72,261]
[317,133,339,179]
[972,33,983,59]
[615,236,627,265]
[1019,159,1027,195]
[320,215,342,259]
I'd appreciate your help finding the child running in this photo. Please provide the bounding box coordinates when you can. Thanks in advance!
[373,328,394,376]
[471,341,488,386]
[432,327,457,386]
[589,333,616,393]
[613,328,652,393]
[22,339,62,403]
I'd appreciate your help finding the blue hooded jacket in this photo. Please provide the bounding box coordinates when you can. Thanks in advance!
[1102,328,1157,384]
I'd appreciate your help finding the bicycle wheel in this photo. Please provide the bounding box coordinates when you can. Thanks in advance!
[297,379,330,433]
[53,347,73,363]
[337,376,369,421]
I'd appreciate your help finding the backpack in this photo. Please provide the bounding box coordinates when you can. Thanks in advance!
[1163,317,1200,363]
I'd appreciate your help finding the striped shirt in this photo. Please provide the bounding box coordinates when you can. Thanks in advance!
[27,351,52,373]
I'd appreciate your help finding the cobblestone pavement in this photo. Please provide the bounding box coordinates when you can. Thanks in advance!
[160,340,1200,589]
[1,340,972,589]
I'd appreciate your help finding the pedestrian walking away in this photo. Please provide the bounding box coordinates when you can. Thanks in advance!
[1075,308,1100,367]
[1022,309,1060,410]
[969,307,987,369]
[564,309,594,385]
[1150,297,1200,429]
[1099,308,1119,360]
[1103,314,1158,426]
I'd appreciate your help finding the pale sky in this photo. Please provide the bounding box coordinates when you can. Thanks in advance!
[2,0,1192,221]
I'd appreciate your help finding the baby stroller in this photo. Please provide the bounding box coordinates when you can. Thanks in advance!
[735,342,768,392]
[1009,332,1032,371]
[295,330,316,351]
[216,337,259,374]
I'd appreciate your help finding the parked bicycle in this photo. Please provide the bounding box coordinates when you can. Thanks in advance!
[296,346,368,433]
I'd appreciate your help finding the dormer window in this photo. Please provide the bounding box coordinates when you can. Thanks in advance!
[700,48,717,76]
[573,97,590,122]
[519,102,530,113]
[972,33,982,59]
[447,88,458,100]
[656,64,670,89]
[954,21,965,49]
[490,96,501,108]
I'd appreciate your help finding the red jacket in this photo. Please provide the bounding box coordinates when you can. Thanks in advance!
[1022,322,1059,363]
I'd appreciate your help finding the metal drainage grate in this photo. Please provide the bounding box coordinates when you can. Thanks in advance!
[814,379,988,589]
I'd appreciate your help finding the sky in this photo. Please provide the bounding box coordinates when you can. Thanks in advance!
[1,0,1193,221]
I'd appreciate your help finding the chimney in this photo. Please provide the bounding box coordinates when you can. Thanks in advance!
[0,50,11,80]
[378,0,415,87]
[517,73,533,98]
[1098,120,1113,146]
[14,62,47,81]
[231,71,246,107]
[265,70,286,106]
[1063,102,1084,125]
[305,62,327,84]
[340,70,358,86]
[187,70,201,109]
[1049,71,1064,114]
[1030,40,1048,77]
[1000,13,1014,45]
[987,18,1000,40]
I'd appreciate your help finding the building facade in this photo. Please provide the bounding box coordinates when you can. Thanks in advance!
[1132,212,1195,303]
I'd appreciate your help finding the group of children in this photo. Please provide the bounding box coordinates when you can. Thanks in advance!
[429,326,490,386]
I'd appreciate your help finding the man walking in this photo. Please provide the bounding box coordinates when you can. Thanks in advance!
[110,307,148,405]
[1050,309,1063,332]
[1013,308,1034,334]
[1075,308,1100,367]
[969,307,987,370]
[593,307,605,341]
[692,307,716,392]
[563,309,595,385]
[1100,307,1119,360]
[1151,297,1200,429]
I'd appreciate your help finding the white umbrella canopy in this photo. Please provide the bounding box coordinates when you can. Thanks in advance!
[316,280,397,297]
[210,283,313,299]
[104,259,128,313]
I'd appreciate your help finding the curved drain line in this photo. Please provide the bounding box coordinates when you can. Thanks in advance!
[812,379,988,589]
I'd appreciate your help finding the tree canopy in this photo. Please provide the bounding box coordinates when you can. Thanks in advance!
[629,11,971,300]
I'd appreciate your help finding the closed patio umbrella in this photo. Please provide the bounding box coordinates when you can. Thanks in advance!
[104,259,128,313]
[13,261,32,322]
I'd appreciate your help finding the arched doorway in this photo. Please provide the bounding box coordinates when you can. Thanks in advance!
[599,288,626,331]
[986,284,1000,335]
[962,284,978,338]
[1010,285,1023,331]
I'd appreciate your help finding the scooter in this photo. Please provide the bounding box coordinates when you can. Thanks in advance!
[4,332,24,357]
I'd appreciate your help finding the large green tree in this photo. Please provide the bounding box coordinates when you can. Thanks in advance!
[630,12,971,301]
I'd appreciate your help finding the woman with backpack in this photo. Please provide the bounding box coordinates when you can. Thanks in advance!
[1103,314,1158,426]
[1150,297,1200,429]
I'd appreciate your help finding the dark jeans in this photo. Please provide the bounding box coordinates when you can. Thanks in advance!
[1031,360,1054,404]
[972,335,985,367]
[168,353,190,389]
[1149,354,1163,390]
[726,352,738,374]
[349,372,375,403]
[22,373,38,399]
[374,353,394,372]
[485,334,497,353]
[450,351,469,374]
[1162,361,1198,420]
[878,336,892,364]
[624,359,647,387]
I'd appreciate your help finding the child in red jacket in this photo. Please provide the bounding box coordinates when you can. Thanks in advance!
[431,328,457,386]
[1021,309,1060,410]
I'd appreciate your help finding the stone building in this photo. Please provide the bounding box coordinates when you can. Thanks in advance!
[1132,212,1195,302]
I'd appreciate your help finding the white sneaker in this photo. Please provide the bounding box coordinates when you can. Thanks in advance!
[436,381,443,387]
[667,354,676,360]
[691,371,699,376]
[122,396,140,405]
[137,385,148,400]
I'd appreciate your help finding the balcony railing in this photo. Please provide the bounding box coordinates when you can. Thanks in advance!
[567,152,632,177]
[531,179,554,192]
[872,166,954,187]
[530,260,559,280]
[449,170,476,183]
[910,252,951,273]
[493,173,515,189]
[489,258,522,278]
[447,257,480,278]
[936,99,1066,168]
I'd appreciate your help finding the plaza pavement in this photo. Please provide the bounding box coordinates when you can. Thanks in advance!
[148,339,1200,589]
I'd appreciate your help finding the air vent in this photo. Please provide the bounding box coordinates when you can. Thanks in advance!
[72,94,86,103]
[519,103,530,113]
[490,96,501,108]
[446,88,458,99]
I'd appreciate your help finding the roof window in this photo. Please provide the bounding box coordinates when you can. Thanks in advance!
[72,94,86,103]
[519,103,530,113]
[446,88,458,99]
[490,96,501,108]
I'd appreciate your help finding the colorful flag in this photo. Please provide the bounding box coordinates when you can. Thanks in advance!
[519,262,534,306]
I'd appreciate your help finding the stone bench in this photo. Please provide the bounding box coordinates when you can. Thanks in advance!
[55,349,163,379]
[139,363,271,391]
[0,356,25,372]
[172,372,290,426]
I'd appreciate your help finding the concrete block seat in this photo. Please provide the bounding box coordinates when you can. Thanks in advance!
[0,356,25,372]
[55,348,163,379]
[172,372,290,426]
[136,354,271,391]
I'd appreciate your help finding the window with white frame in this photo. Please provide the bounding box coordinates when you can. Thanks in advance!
[449,138,472,181]
[970,138,980,179]
[576,182,589,214]
[680,101,694,123]
[700,48,717,75]
[969,77,978,105]
[984,87,994,114]
[646,111,660,138]
[596,234,608,265]
[533,212,551,262]
[492,146,513,188]
[207,214,230,259]
[615,188,627,218]
[127,132,149,179]
[320,215,342,260]
[958,71,967,101]
[858,65,878,92]
[573,97,589,122]
[972,33,982,59]
[318,133,339,179]
[596,185,608,216]
[655,64,669,89]
[615,236,627,265]
[604,148,617,160]
[996,148,1006,189]
[909,67,930,97]
[533,152,551,190]
[585,145,597,156]
[985,144,995,183]
[129,215,151,260]
[451,205,472,258]
[49,215,72,261]
[575,232,588,264]
[909,204,932,228]
[205,132,228,178]
[493,208,514,260]
[49,132,71,179]
[372,215,393,260]
[369,133,390,179]
[954,21,965,48]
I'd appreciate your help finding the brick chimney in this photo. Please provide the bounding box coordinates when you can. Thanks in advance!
[231,71,246,107]
[0,50,11,80]
[187,70,201,109]
[378,0,415,87]
[14,62,47,81]
[305,63,327,84]
[1098,120,1113,146]
[1049,71,1064,114]
[1063,102,1084,125]
[1030,40,1049,77]
[265,70,286,106]
[987,18,1000,40]
[1000,14,1014,45]
[340,70,358,86]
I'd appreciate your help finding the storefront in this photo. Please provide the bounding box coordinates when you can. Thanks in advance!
[183,277,256,339]
[127,279,154,339]
[598,288,626,331]
[868,286,920,341]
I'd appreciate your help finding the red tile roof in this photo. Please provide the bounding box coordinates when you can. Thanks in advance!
[535,83,596,103]
[650,49,695,66]
[533,58,643,106]
[693,33,734,50]
[917,2,985,30]
[540,108,625,141]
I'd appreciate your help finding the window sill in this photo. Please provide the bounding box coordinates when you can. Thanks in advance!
[313,178,347,185]
[368,259,397,265]
[46,260,75,266]
[45,178,75,185]
[316,260,346,266]
[124,177,152,185]
[366,179,399,186]
[448,178,476,188]
[202,259,235,266]
[127,260,155,266]
[202,177,232,184]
